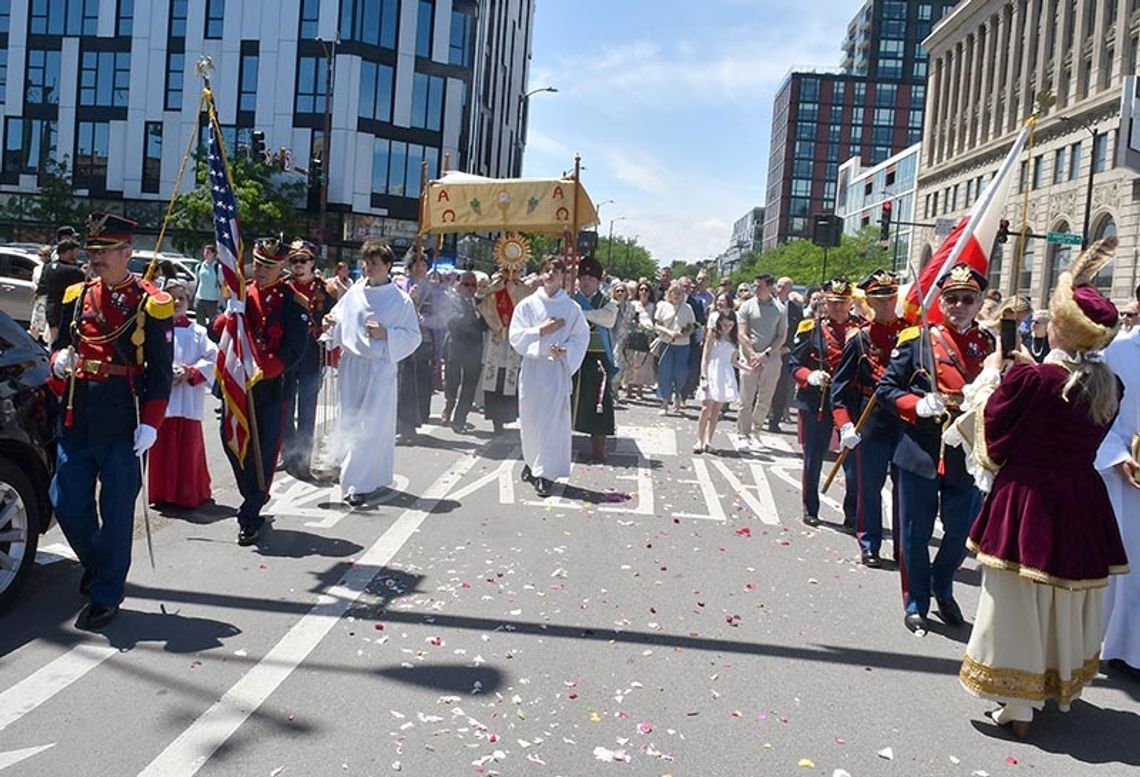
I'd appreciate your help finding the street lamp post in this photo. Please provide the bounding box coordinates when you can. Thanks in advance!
[517,86,557,175]
[1059,115,1101,249]
[608,216,626,262]
[316,34,340,263]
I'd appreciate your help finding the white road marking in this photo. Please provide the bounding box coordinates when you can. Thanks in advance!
[709,460,779,525]
[747,462,781,522]
[768,463,845,517]
[0,644,117,733]
[754,433,795,453]
[447,455,519,504]
[33,543,78,566]
[599,456,655,515]
[0,743,55,771]
[136,450,487,777]
[613,425,676,457]
[299,475,411,529]
[673,458,727,522]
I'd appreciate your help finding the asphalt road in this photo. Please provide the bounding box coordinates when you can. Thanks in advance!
[2,392,1138,777]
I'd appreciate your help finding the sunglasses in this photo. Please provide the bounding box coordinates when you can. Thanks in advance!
[1123,312,1139,319]
[290,258,311,264]
[943,294,978,306]
[460,281,477,287]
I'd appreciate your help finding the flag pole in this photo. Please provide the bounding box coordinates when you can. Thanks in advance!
[147,92,207,280]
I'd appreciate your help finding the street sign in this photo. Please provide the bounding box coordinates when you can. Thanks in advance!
[1046,231,1082,245]
[934,217,955,237]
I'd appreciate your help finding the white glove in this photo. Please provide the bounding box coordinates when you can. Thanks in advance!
[807,370,829,387]
[133,424,158,457]
[839,422,861,450]
[225,298,245,315]
[916,393,947,418]
[52,349,76,378]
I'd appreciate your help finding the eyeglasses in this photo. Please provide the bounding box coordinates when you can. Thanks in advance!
[1123,312,1139,319]
[638,287,650,293]
[943,294,978,306]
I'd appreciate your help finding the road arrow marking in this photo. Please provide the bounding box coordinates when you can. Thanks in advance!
[0,743,55,771]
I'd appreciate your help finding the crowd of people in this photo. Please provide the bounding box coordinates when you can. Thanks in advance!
[25,211,1138,741]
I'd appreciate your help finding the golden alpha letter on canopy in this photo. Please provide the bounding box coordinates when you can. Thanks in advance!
[423,171,600,234]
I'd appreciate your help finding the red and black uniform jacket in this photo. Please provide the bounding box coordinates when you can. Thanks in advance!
[787,316,855,413]
[830,317,911,441]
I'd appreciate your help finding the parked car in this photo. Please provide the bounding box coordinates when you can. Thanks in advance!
[129,252,198,302]
[0,310,55,612]
[0,247,43,326]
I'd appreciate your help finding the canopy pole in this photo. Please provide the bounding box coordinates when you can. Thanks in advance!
[565,154,581,291]
[415,160,429,254]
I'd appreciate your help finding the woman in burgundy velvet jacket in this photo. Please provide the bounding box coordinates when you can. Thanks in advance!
[952,237,1129,737]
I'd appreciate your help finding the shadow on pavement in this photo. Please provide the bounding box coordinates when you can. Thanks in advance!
[376,663,506,695]
[253,528,363,559]
[968,698,1140,765]
[153,499,237,525]
[103,608,242,653]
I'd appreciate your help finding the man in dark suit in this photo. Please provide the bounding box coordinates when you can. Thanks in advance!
[443,271,487,433]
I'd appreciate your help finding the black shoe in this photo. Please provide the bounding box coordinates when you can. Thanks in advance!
[840,520,857,535]
[492,421,505,435]
[766,421,781,434]
[79,568,96,596]
[237,526,260,546]
[936,596,965,627]
[344,492,366,507]
[81,602,119,630]
[904,613,929,635]
[802,513,820,527]
[534,477,553,498]
[861,549,882,568]
[520,465,534,484]
[450,421,468,435]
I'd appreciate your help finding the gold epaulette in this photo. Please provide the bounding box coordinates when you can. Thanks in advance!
[62,282,85,305]
[897,326,921,345]
[139,279,174,320]
[796,319,816,335]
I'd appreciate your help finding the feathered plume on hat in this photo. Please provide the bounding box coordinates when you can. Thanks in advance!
[1048,236,1120,352]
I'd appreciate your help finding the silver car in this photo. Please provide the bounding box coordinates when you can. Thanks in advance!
[0,248,43,326]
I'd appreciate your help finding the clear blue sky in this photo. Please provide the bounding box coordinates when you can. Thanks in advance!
[522,0,862,265]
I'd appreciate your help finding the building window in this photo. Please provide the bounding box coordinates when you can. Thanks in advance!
[341,0,399,49]
[26,49,62,106]
[0,0,9,33]
[79,51,131,108]
[1091,215,1116,291]
[0,48,5,106]
[791,179,811,197]
[800,78,820,102]
[833,81,846,103]
[988,243,1004,290]
[300,0,320,38]
[1018,160,1028,193]
[795,121,815,140]
[965,178,973,205]
[1053,148,1066,184]
[449,9,473,66]
[410,73,444,131]
[1045,223,1073,295]
[359,60,394,122]
[142,121,162,193]
[908,108,923,129]
[205,0,224,39]
[117,0,133,36]
[238,52,258,112]
[169,0,188,38]
[873,108,894,125]
[1069,141,1082,181]
[165,51,184,111]
[3,118,57,174]
[295,56,328,114]
[882,1,907,19]
[1093,132,1108,172]
[75,120,109,184]
[31,0,97,35]
[416,1,434,58]
[1017,237,1034,297]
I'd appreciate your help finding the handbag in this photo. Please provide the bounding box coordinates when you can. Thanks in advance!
[649,336,669,360]
[625,330,651,353]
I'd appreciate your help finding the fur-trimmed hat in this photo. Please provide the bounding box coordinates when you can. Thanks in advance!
[1048,236,1120,352]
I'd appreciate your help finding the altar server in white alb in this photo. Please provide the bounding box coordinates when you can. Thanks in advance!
[1098,283,1140,677]
[325,239,422,507]
[509,257,589,498]
[147,278,217,508]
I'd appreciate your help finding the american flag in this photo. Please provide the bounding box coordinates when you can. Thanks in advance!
[207,115,260,463]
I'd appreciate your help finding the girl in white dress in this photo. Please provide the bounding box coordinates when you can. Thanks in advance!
[695,291,743,453]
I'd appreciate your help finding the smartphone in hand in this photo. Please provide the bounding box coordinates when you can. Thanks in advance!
[1000,317,1018,356]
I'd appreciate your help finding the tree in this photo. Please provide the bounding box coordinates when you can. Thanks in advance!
[733,226,891,288]
[3,156,87,228]
[167,151,308,254]
[595,235,656,282]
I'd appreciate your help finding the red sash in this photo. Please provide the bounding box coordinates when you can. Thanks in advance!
[494,288,515,328]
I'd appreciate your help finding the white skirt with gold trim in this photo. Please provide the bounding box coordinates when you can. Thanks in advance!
[960,566,1103,712]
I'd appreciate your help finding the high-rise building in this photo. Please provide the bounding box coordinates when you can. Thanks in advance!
[912,0,1137,306]
[717,206,764,275]
[762,1,956,251]
[0,0,533,255]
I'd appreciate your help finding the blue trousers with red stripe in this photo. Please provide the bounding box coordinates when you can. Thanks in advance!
[852,433,897,554]
[800,408,833,519]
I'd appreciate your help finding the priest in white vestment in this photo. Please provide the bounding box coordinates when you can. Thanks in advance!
[509,258,589,497]
[1098,321,1140,674]
[326,240,422,506]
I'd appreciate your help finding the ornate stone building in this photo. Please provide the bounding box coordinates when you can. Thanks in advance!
[913,0,1140,306]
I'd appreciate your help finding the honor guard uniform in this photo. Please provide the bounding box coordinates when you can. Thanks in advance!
[877,263,994,634]
[789,279,857,527]
[282,238,332,480]
[218,237,310,545]
[830,270,909,567]
[571,257,619,463]
[49,213,174,629]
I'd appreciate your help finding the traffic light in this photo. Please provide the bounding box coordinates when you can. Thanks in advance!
[309,155,323,188]
[879,200,893,242]
[997,218,1011,244]
[251,130,267,162]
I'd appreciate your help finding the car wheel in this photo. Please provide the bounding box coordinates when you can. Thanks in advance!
[0,458,41,613]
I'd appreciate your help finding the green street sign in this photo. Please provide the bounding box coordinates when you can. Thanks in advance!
[1046,231,1082,245]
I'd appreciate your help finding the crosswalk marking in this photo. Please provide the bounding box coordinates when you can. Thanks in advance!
[33,543,78,566]
[613,425,676,457]
[0,644,117,733]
